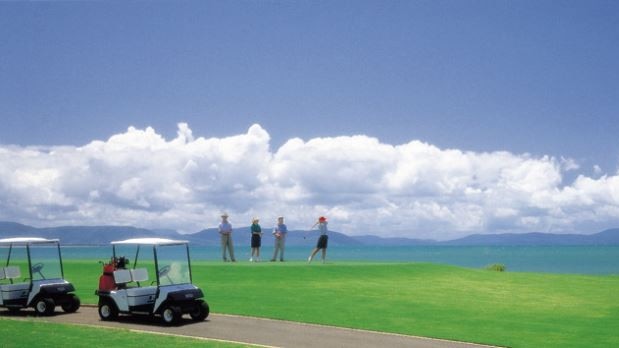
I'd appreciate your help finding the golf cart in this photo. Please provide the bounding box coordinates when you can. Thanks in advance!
[95,238,209,325]
[0,237,80,315]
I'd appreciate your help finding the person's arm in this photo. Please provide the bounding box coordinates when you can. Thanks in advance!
[252,225,261,234]
[273,226,282,239]
[220,223,232,234]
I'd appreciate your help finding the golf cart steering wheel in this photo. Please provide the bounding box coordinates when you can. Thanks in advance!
[158,265,171,278]
[31,262,46,279]
[31,262,44,273]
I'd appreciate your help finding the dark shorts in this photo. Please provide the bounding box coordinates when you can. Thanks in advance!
[251,234,261,248]
[316,235,328,249]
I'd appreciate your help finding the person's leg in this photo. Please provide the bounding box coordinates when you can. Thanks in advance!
[251,236,259,261]
[280,240,285,261]
[316,236,328,263]
[271,240,279,261]
[308,248,320,263]
[257,237,262,261]
[276,240,282,260]
[226,235,231,261]
[221,235,228,261]
[229,236,235,261]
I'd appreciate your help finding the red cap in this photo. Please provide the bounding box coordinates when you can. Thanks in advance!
[318,216,327,222]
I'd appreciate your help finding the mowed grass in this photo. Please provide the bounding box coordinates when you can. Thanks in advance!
[59,261,619,347]
[0,318,253,347]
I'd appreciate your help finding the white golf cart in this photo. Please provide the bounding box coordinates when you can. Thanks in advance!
[0,237,80,315]
[95,238,209,325]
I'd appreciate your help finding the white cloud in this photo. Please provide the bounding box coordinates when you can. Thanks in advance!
[593,165,603,175]
[0,123,618,239]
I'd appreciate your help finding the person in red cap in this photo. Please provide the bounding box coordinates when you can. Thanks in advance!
[307,216,329,264]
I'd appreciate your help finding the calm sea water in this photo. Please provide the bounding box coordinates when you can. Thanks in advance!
[60,245,619,275]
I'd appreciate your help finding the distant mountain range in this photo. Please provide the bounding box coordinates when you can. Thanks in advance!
[440,229,619,246]
[1,221,618,246]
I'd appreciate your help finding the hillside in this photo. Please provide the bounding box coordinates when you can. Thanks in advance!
[1,221,619,246]
[0,221,173,245]
[182,227,363,247]
[442,229,619,246]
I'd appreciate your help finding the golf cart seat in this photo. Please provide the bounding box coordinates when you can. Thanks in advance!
[113,269,132,284]
[4,266,21,279]
[130,268,149,283]
[126,269,156,306]
[0,266,29,300]
[0,282,30,299]
[126,285,156,298]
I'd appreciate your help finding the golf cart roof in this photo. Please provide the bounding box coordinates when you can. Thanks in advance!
[111,238,189,246]
[0,237,60,245]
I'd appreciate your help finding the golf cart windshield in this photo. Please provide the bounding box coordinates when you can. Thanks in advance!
[0,239,63,282]
[156,243,191,286]
[29,243,63,280]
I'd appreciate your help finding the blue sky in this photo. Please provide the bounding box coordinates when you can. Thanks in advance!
[1,1,618,238]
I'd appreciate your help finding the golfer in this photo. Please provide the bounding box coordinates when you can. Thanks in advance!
[271,216,288,262]
[218,213,236,262]
[308,216,329,264]
[250,217,262,262]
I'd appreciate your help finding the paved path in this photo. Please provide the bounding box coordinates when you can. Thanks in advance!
[1,306,496,348]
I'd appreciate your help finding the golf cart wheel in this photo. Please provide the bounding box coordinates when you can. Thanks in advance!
[161,305,181,325]
[61,294,81,313]
[98,299,118,320]
[35,298,55,316]
[189,300,209,321]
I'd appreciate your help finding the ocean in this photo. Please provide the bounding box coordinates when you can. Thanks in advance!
[59,245,619,275]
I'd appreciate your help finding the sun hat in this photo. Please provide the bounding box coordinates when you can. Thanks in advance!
[318,216,327,222]
[221,212,229,218]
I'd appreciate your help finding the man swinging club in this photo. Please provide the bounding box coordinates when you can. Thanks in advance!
[308,216,329,264]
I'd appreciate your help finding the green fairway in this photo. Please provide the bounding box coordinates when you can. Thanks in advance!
[30,261,619,347]
[0,318,252,347]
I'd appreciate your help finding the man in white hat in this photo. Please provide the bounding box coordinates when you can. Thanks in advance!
[271,216,288,262]
[218,213,235,262]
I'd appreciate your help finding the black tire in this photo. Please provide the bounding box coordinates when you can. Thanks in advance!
[161,305,181,325]
[34,298,55,316]
[189,300,209,321]
[98,299,118,320]
[61,294,81,313]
